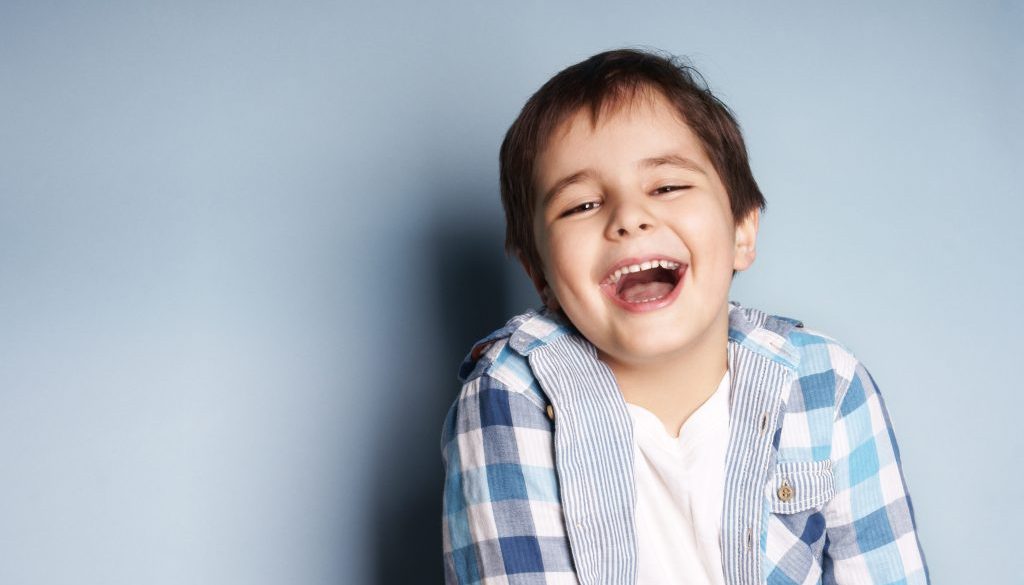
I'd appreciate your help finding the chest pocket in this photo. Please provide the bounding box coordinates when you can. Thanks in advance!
[768,459,835,514]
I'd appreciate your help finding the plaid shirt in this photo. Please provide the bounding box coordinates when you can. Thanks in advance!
[441,301,929,585]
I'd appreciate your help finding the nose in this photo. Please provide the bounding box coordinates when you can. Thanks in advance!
[605,197,656,239]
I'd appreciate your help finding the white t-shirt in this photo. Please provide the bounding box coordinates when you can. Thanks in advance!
[626,369,730,585]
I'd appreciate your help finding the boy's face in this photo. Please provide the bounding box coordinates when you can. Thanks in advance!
[523,91,758,368]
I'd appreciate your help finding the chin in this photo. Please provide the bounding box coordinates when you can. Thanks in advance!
[612,335,691,363]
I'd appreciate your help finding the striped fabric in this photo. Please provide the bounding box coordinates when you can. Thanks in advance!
[441,301,928,585]
[529,335,637,585]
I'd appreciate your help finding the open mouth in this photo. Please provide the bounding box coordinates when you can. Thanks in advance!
[600,259,687,310]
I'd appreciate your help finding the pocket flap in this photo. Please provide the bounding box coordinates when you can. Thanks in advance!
[769,459,835,514]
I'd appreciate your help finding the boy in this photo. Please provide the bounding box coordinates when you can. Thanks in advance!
[441,48,928,585]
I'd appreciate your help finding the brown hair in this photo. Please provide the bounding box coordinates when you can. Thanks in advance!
[499,48,766,285]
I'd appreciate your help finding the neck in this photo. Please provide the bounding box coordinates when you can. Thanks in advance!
[600,303,730,437]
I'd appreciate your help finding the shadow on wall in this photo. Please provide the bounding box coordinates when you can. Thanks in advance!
[372,217,514,584]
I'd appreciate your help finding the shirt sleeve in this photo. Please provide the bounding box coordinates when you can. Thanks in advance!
[440,373,579,585]
[822,359,930,584]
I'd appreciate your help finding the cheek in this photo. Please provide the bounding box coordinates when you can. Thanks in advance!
[544,226,580,262]
[545,232,597,295]
[677,202,735,252]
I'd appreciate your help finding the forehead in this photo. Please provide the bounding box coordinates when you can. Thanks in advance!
[532,90,711,194]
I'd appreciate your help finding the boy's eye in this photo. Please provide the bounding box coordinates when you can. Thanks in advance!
[653,185,691,195]
[561,201,600,217]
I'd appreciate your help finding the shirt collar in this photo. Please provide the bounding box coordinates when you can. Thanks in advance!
[504,300,803,371]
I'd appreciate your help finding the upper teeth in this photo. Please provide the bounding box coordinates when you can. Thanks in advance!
[605,260,682,285]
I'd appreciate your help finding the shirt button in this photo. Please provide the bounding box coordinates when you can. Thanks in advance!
[777,480,794,502]
[546,404,555,421]
[758,412,770,434]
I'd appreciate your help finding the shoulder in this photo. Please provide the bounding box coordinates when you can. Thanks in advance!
[737,303,883,463]
[441,307,565,455]
[731,301,864,415]
[456,311,533,393]
[455,306,576,407]
[787,320,865,415]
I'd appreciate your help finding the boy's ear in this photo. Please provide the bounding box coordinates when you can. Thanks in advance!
[516,249,560,311]
[733,208,759,272]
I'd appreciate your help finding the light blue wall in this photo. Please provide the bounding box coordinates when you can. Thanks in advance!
[2,1,1019,583]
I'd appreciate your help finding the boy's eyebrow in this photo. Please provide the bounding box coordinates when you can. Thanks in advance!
[639,153,708,175]
[541,154,707,210]
[541,170,595,210]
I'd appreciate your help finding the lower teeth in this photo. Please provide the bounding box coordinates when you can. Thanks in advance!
[625,295,665,303]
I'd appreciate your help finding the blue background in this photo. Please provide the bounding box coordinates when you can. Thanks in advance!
[2,1,1020,583]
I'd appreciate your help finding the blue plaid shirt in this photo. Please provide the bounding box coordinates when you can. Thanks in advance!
[441,301,929,585]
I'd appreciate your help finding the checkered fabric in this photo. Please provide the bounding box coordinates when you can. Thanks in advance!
[441,301,928,585]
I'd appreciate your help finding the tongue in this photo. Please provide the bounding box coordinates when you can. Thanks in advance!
[619,280,674,303]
